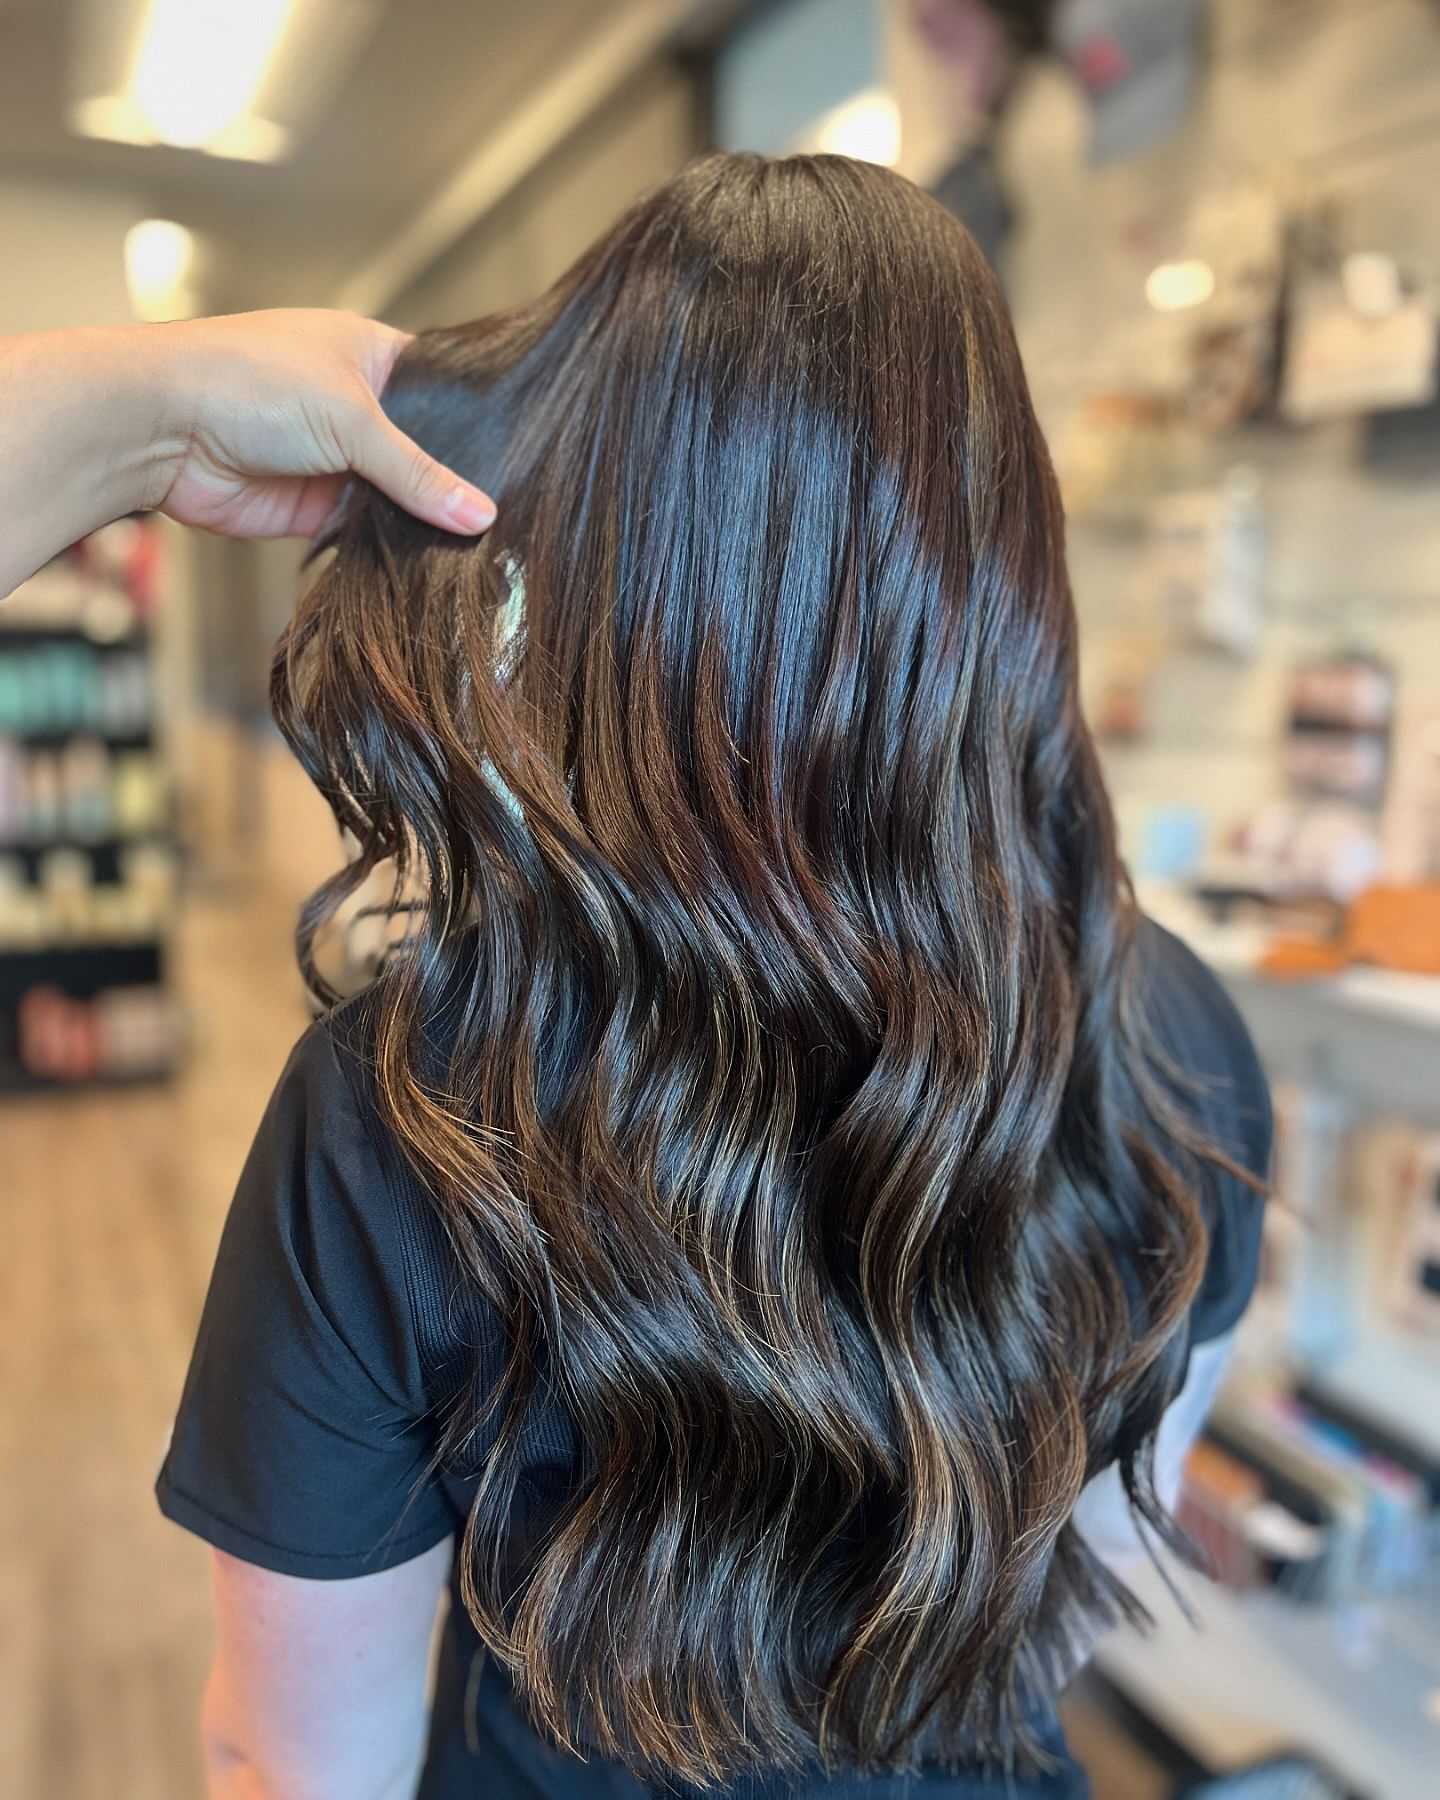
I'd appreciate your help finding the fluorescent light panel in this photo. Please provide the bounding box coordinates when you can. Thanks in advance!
[70,0,299,161]
[72,94,291,163]
[133,0,294,148]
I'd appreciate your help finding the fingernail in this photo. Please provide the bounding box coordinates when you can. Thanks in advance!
[446,484,497,531]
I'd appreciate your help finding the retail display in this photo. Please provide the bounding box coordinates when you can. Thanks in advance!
[1185,647,1400,916]
[1283,244,1438,424]
[0,519,180,1089]
[1140,468,1267,658]
[1285,651,1395,808]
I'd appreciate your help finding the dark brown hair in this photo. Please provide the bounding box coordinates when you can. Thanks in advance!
[274,152,1209,1784]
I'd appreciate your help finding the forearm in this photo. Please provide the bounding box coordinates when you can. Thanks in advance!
[0,327,182,598]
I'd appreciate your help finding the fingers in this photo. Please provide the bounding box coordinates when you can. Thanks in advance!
[340,402,496,535]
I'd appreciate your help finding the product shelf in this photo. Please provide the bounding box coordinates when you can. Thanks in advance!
[0,1061,177,1096]
[0,623,151,650]
[2,727,155,753]
[2,833,172,882]
[0,525,179,1091]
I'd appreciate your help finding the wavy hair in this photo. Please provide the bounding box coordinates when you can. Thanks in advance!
[273,152,1211,1784]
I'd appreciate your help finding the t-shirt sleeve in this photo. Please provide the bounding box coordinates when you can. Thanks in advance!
[155,1019,462,1579]
[1139,920,1275,1347]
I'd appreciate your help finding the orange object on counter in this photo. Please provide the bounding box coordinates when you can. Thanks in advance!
[1259,937,1348,979]
[1253,882,1440,979]
[1345,882,1440,976]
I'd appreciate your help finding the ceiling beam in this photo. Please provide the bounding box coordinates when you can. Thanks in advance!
[336,0,684,317]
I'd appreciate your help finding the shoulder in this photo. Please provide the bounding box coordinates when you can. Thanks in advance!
[242,1004,416,1312]
[157,994,468,1576]
[243,987,475,1395]
[249,997,393,1217]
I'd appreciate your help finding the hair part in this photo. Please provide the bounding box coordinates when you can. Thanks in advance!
[275,151,1210,1785]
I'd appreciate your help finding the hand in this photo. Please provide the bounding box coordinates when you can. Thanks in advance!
[144,309,495,539]
[2,309,495,598]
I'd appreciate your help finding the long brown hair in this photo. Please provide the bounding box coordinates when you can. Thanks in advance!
[275,152,1209,1784]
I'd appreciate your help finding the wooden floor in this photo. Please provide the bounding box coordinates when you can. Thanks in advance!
[3,877,312,1799]
[1,786,1166,1797]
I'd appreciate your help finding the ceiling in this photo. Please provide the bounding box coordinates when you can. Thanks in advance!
[0,0,710,308]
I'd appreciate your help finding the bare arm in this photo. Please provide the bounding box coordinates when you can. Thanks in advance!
[202,1536,453,1800]
[0,327,173,599]
[0,311,495,600]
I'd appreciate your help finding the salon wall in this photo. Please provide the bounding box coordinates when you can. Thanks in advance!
[0,174,138,332]
[997,0,1440,868]
[388,58,700,332]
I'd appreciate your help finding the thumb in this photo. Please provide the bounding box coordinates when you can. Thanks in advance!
[341,402,496,534]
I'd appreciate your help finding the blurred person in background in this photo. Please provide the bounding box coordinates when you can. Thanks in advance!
[2,152,1270,1800]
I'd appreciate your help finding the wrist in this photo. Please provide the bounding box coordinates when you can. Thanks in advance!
[0,322,189,597]
[104,323,194,515]
[18,324,190,521]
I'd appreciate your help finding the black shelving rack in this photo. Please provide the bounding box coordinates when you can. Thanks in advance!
[0,521,181,1092]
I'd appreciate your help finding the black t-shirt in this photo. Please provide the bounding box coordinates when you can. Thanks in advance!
[156,918,1272,1800]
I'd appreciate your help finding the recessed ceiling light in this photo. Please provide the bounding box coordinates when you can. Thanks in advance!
[1145,259,1215,311]
[125,218,196,320]
[806,89,902,168]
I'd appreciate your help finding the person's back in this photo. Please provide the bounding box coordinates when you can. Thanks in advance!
[158,153,1271,1799]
